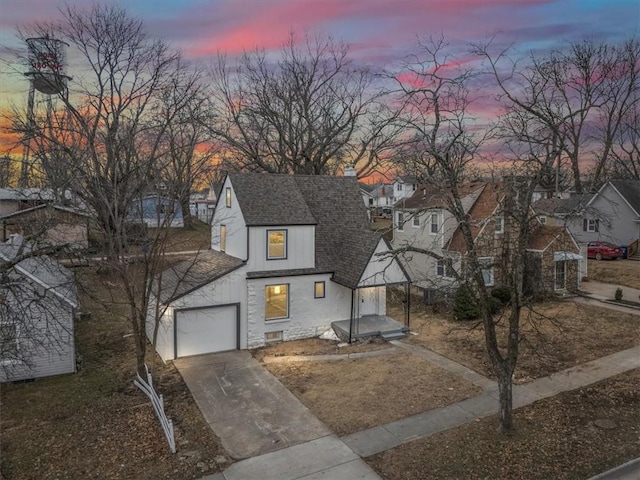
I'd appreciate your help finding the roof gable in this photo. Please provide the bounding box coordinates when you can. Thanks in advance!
[609,180,640,216]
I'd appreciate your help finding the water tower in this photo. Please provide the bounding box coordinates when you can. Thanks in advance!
[20,36,71,187]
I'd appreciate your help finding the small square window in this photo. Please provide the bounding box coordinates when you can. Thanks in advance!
[314,281,325,298]
[436,259,454,278]
[539,216,546,225]
[585,219,599,232]
[267,230,287,259]
[225,187,232,208]
[495,216,504,234]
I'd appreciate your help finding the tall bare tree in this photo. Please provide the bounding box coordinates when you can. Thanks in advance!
[388,36,562,432]
[9,4,202,377]
[206,33,403,177]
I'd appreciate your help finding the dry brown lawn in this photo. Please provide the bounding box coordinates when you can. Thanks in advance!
[264,352,482,436]
[587,258,640,289]
[368,369,640,480]
[0,268,228,480]
[251,337,390,362]
[397,300,640,383]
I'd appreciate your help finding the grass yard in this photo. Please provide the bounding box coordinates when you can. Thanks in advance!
[367,369,640,480]
[587,258,640,290]
[0,268,228,480]
[395,300,640,383]
[263,352,482,436]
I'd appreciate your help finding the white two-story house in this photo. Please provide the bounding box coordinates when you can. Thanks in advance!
[148,173,409,361]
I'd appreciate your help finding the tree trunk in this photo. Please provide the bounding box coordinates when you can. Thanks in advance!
[181,197,193,230]
[497,367,514,432]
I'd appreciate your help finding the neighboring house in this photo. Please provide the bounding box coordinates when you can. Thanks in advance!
[359,182,377,209]
[369,183,395,209]
[0,204,90,249]
[130,195,184,228]
[149,173,409,361]
[393,181,582,300]
[0,239,77,382]
[0,188,84,217]
[190,183,221,224]
[533,179,640,251]
[392,176,419,202]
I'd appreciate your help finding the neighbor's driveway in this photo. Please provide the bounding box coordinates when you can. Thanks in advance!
[174,351,330,459]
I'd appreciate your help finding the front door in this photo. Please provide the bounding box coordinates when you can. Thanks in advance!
[359,287,379,316]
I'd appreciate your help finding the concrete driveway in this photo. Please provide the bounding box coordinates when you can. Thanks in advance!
[174,350,330,459]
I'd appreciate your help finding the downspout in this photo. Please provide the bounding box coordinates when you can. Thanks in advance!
[349,289,355,344]
[405,282,410,329]
[173,308,178,360]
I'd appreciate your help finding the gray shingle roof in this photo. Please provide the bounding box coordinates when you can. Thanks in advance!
[0,242,77,307]
[157,250,244,303]
[228,173,317,226]
[533,194,593,215]
[229,173,384,289]
[610,179,640,216]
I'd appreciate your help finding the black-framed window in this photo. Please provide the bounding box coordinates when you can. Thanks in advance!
[314,281,325,298]
[225,187,232,208]
[267,229,287,259]
[265,284,289,320]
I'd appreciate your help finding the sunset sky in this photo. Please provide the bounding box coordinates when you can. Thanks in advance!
[0,0,638,153]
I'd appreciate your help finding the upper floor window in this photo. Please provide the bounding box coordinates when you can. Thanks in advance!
[429,212,439,235]
[494,216,504,234]
[225,187,232,208]
[220,225,226,252]
[412,214,420,227]
[396,212,404,231]
[539,216,547,225]
[583,218,599,232]
[267,230,287,259]
[396,183,402,191]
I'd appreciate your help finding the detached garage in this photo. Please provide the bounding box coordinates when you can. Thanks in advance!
[147,251,247,361]
[175,305,239,357]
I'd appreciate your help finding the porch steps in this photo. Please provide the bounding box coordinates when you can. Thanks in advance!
[380,331,408,341]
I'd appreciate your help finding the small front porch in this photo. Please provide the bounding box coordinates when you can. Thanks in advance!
[331,314,409,342]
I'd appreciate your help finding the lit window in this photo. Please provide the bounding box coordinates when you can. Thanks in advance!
[479,258,495,287]
[0,323,18,359]
[314,281,325,298]
[430,212,439,234]
[225,187,232,208]
[495,216,504,234]
[436,259,455,278]
[412,215,419,227]
[265,284,288,320]
[267,230,287,259]
[220,225,226,252]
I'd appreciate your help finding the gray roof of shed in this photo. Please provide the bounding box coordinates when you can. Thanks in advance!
[157,250,245,303]
[0,242,77,307]
[610,179,640,216]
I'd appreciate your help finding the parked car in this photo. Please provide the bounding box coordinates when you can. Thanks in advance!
[587,241,623,260]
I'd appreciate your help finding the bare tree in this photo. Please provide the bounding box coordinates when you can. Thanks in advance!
[8,4,202,377]
[206,33,403,177]
[387,36,564,432]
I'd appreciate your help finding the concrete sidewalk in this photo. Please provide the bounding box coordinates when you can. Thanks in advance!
[200,345,639,480]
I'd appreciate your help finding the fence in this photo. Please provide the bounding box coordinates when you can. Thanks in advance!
[134,364,176,453]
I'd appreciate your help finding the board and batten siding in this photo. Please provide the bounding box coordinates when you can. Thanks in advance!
[149,265,248,361]
[358,239,408,287]
[246,274,351,348]
[1,290,75,382]
[246,225,315,272]
[211,178,248,261]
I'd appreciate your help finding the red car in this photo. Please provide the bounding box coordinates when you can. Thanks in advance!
[587,241,623,260]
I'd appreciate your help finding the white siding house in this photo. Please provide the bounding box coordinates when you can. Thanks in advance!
[0,242,77,382]
[149,173,410,361]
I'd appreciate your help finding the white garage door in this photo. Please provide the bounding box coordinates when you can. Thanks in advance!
[176,305,237,357]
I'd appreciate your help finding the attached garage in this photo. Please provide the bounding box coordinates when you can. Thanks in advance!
[175,304,239,358]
